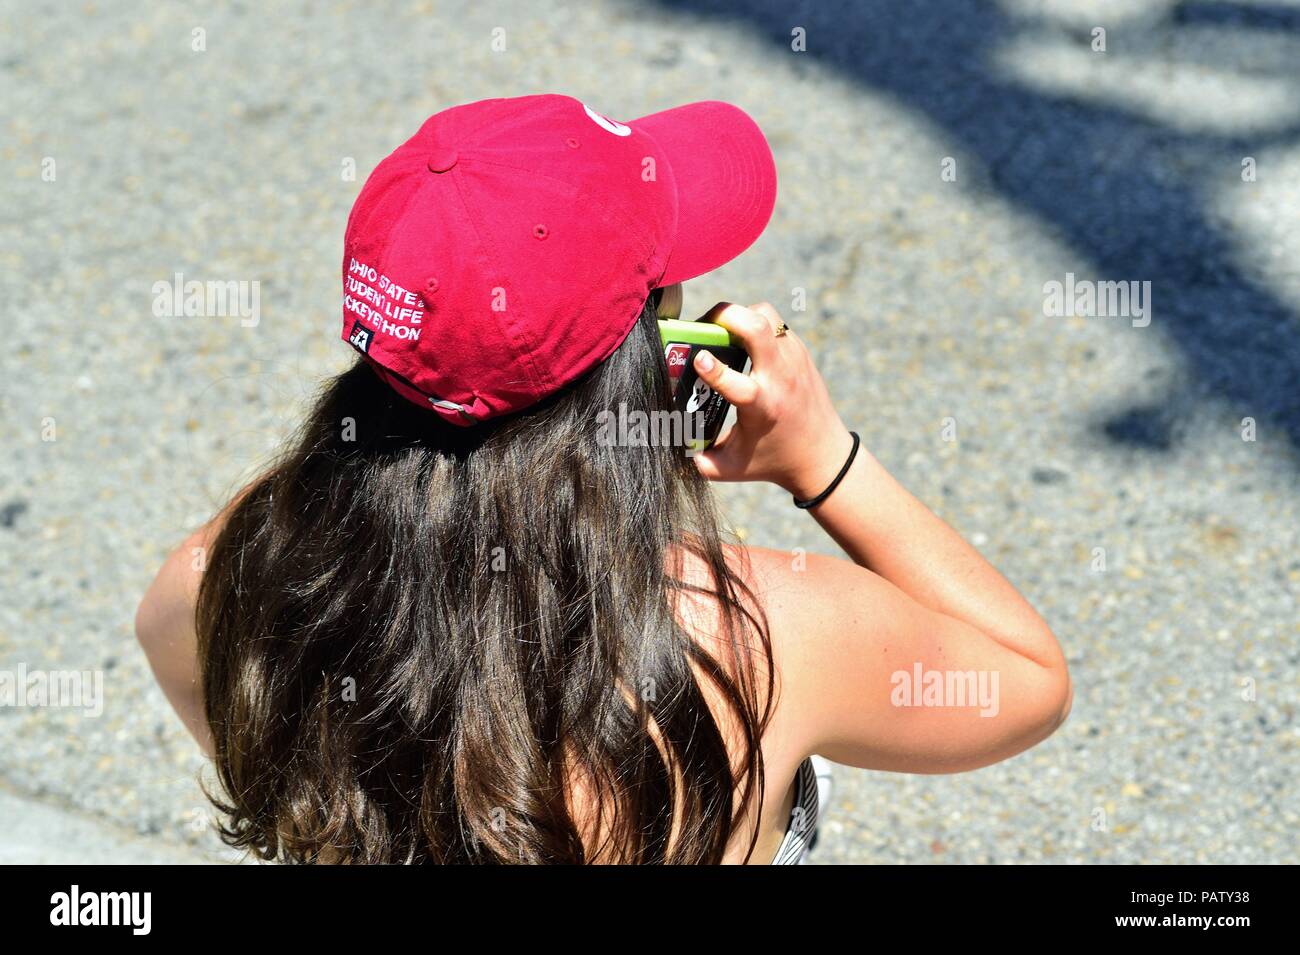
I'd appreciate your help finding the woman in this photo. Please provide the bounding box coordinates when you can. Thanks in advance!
[135,94,1071,864]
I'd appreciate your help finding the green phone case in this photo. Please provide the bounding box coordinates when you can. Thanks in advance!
[656,319,750,451]
[656,318,737,349]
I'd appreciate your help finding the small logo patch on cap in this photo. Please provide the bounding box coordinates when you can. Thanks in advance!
[347,320,374,353]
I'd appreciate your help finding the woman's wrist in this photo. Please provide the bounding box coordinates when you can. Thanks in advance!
[777,423,858,501]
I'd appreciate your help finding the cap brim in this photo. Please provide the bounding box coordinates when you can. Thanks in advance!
[631,101,777,287]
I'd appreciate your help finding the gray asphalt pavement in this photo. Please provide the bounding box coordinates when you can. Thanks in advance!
[1,0,1296,863]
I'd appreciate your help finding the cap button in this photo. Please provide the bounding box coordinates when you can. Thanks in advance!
[427,149,458,173]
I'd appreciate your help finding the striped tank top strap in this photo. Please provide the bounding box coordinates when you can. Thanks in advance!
[770,756,821,865]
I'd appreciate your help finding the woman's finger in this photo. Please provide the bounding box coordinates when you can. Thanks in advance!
[747,301,784,331]
[692,347,760,406]
[697,302,779,368]
[692,429,743,481]
[692,446,729,481]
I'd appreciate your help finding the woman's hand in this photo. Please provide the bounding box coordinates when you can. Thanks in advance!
[690,302,855,500]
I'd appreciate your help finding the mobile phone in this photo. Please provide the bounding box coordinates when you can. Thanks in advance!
[654,286,750,452]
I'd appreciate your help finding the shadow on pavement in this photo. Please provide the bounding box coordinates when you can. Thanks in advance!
[649,0,1300,456]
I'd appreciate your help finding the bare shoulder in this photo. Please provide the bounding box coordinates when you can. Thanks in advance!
[669,538,846,768]
[718,543,847,747]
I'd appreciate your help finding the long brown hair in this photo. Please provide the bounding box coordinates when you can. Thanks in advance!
[195,299,774,863]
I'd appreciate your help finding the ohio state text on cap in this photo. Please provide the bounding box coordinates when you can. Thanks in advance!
[341,93,777,424]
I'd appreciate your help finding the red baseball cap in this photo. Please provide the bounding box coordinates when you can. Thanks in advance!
[341,93,777,424]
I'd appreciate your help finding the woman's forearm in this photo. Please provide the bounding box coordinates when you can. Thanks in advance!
[799,441,1066,671]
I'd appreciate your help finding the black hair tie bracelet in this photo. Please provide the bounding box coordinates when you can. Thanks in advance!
[793,431,861,509]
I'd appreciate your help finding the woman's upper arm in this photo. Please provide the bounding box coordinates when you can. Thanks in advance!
[747,546,1072,774]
